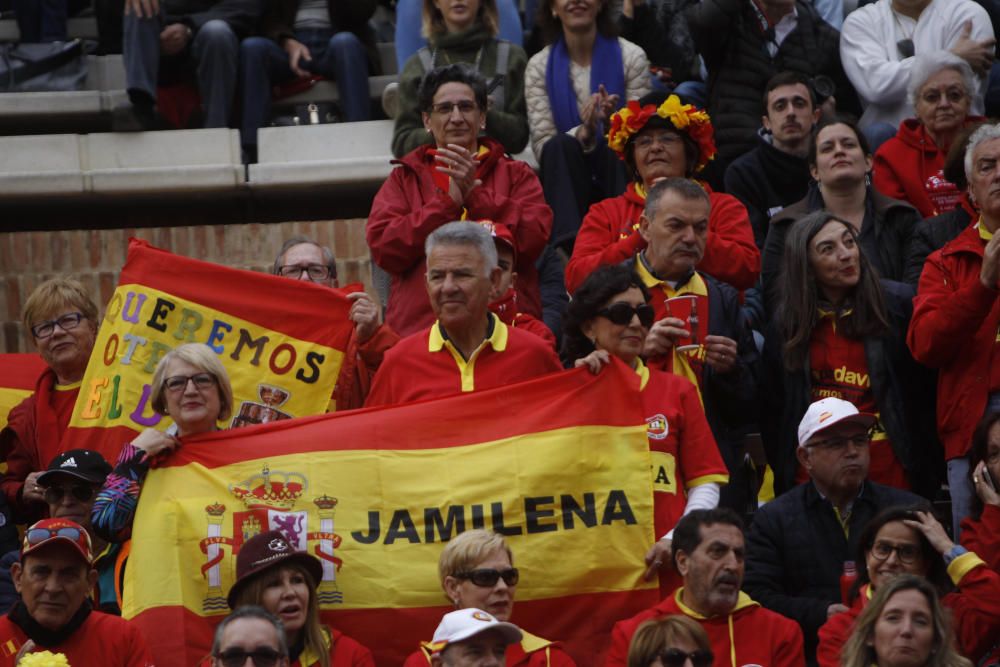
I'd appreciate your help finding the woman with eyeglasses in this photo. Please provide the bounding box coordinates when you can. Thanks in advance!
[91,343,234,544]
[562,264,727,597]
[404,529,576,666]
[816,506,1000,667]
[762,210,939,497]
[626,615,713,667]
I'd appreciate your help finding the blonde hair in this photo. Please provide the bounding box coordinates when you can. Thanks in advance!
[149,343,233,421]
[627,616,711,667]
[421,0,499,40]
[438,530,513,594]
[22,277,99,334]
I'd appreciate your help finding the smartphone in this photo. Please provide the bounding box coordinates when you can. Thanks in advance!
[983,464,998,492]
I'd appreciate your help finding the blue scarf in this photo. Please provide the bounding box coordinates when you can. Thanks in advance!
[544,33,625,134]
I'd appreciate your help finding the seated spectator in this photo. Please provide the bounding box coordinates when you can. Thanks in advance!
[12,0,88,42]
[368,65,551,337]
[114,0,262,130]
[564,264,728,597]
[605,508,805,667]
[763,212,939,495]
[1,278,99,523]
[524,0,651,254]
[616,0,701,99]
[817,506,1000,667]
[565,93,760,294]
[209,606,290,667]
[840,575,973,667]
[840,0,994,134]
[365,221,562,406]
[744,397,922,664]
[0,519,153,663]
[391,0,528,158]
[624,616,713,667]
[91,343,234,543]
[272,236,399,410]
[962,411,1000,571]
[908,122,1000,537]
[404,529,574,665]
[238,0,379,161]
[423,608,523,667]
[725,71,821,250]
[762,116,921,316]
[227,530,374,666]
[873,52,983,218]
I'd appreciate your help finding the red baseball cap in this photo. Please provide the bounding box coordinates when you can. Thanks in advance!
[477,220,517,262]
[22,518,93,566]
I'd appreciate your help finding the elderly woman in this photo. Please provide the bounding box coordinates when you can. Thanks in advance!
[227,530,374,667]
[525,0,651,252]
[91,343,234,542]
[391,0,529,158]
[761,115,921,316]
[1,278,99,520]
[873,53,982,218]
[817,506,1000,667]
[404,529,576,666]
[840,575,973,667]
[626,616,713,667]
[563,264,728,596]
[565,92,759,293]
[368,64,552,337]
[762,211,939,496]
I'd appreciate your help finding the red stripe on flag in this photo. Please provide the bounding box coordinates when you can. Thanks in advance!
[0,354,47,391]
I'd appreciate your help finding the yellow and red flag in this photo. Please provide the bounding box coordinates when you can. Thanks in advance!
[65,238,355,464]
[123,362,658,666]
[0,354,47,432]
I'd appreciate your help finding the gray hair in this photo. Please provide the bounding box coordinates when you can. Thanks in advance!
[272,236,337,280]
[211,606,289,658]
[643,177,710,221]
[964,123,1000,182]
[424,221,498,276]
[907,51,977,110]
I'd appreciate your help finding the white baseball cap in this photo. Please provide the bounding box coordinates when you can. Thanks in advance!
[429,609,522,654]
[797,397,876,448]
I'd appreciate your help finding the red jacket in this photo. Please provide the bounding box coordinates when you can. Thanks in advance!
[490,287,557,349]
[332,324,400,411]
[367,139,552,337]
[873,118,980,218]
[294,628,374,667]
[403,630,576,666]
[961,503,1000,572]
[0,610,154,666]
[604,589,804,667]
[907,223,1000,460]
[564,182,759,294]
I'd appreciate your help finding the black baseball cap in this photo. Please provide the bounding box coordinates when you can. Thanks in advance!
[37,449,112,486]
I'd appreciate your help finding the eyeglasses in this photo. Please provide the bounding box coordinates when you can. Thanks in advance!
[805,433,871,451]
[31,312,85,339]
[596,302,655,328]
[430,100,479,116]
[870,540,921,564]
[633,133,683,150]
[26,524,86,547]
[43,484,97,505]
[277,264,332,282]
[164,373,217,393]
[656,648,714,667]
[215,647,283,667]
[454,567,519,587]
[920,88,967,105]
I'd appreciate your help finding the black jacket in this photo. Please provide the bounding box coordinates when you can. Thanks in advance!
[259,0,381,74]
[164,0,263,38]
[903,201,974,284]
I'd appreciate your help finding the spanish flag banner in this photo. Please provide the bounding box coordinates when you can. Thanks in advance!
[0,354,47,431]
[64,238,355,465]
[124,362,658,666]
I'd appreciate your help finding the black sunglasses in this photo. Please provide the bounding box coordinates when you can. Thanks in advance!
[597,302,655,328]
[657,648,714,667]
[455,567,519,587]
[43,484,97,505]
[215,647,283,667]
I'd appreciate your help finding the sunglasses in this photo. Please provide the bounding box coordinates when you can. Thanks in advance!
[26,525,85,546]
[596,302,655,328]
[455,567,519,587]
[215,647,283,667]
[656,649,714,667]
[43,484,96,505]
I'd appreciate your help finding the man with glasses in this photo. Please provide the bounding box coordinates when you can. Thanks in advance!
[0,518,154,664]
[742,397,921,666]
[210,606,289,667]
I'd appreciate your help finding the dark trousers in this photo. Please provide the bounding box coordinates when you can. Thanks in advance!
[13,0,88,42]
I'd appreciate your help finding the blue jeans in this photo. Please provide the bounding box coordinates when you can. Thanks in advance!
[948,456,973,541]
[862,122,898,154]
[239,29,371,150]
[13,0,88,42]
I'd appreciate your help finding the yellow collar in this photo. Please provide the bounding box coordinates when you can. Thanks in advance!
[979,215,994,241]
[55,379,83,391]
[428,314,508,354]
[673,587,759,619]
[634,357,650,391]
[519,629,554,653]
[635,256,708,297]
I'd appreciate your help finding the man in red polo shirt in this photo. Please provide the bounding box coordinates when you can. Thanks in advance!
[365,221,562,407]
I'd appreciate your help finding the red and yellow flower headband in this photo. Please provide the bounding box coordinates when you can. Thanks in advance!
[607,95,717,172]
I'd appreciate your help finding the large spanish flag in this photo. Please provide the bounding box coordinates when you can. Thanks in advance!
[65,239,355,464]
[0,354,47,432]
[124,361,658,666]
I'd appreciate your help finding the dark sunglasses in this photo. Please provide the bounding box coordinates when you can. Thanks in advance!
[26,525,85,546]
[215,647,283,667]
[454,567,519,587]
[596,302,655,328]
[657,648,714,667]
[43,484,96,505]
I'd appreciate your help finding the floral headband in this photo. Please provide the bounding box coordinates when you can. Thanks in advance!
[606,95,717,172]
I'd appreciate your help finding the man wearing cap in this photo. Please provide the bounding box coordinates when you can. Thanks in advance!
[0,518,153,665]
[365,221,563,407]
[427,608,522,667]
[742,397,922,666]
